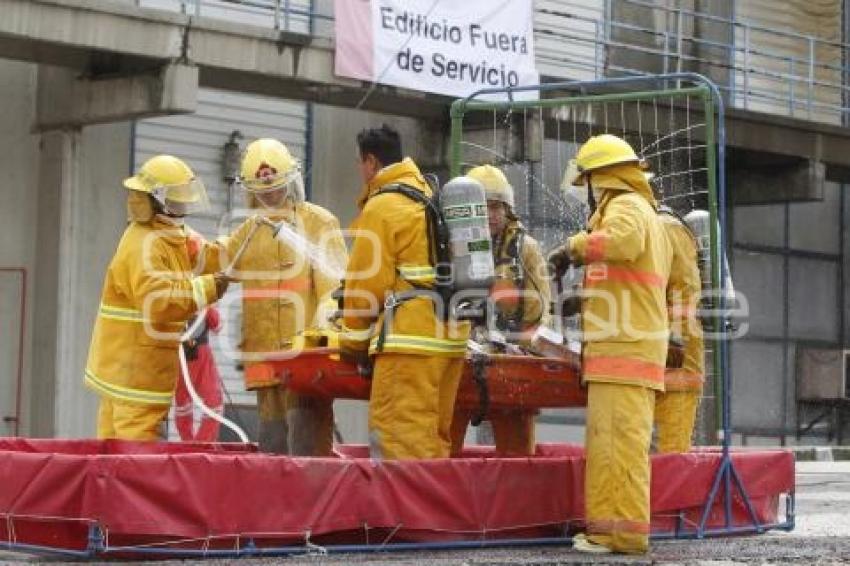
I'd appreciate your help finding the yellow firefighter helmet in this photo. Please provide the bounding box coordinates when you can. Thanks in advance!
[239,138,304,204]
[565,134,645,186]
[467,164,515,209]
[123,155,208,216]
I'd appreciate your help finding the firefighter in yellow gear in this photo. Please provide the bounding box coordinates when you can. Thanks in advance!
[228,138,347,455]
[549,134,672,554]
[450,165,551,457]
[340,125,468,460]
[86,155,251,440]
[655,207,704,452]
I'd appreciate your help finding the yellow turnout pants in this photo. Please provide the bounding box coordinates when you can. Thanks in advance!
[369,353,464,460]
[585,381,655,554]
[654,389,700,453]
[96,396,169,441]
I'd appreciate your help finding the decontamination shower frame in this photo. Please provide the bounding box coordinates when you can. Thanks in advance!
[449,72,794,540]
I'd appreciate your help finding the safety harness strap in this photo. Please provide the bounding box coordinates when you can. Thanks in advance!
[493,228,527,333]
[374,183,454,321]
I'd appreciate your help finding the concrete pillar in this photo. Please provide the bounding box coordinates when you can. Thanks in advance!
[52,129,89,437]
[30,122,130,438]
[30,130,77,437]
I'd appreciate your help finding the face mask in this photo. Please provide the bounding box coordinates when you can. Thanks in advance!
[127,190,154,223]
[162,198,190,217]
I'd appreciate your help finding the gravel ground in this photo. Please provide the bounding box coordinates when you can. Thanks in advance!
[1,462,848,565]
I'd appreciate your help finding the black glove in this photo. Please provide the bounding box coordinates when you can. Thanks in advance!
[184,339,200,361]
[331,285,345,311]
[339,347,373,379]
[666,335,685,369]
[559,294,582,317]
[213,272,235,300]
[547,244,573,278]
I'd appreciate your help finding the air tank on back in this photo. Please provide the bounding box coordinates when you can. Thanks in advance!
[440,176,495,291]
[683,209,735,327]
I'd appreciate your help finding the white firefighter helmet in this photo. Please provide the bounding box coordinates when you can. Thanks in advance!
[239,138,305,207]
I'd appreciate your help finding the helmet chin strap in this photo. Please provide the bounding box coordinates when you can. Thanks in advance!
[154,210,185,225]
[586,177,597,216]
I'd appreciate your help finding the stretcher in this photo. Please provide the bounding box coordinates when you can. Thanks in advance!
[266,347,586,409]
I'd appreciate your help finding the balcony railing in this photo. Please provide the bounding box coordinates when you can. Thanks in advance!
[537,0,848,125]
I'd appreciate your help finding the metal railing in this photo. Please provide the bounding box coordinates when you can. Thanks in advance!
[135,0,333,34]
[137,0,849,126]
[537,0,849,125]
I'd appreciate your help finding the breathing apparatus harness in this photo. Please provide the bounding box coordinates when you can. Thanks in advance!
[491,225,527,334]
[369,177,492,425]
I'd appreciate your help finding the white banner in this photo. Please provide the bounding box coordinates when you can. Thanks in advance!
[335,0,539,101]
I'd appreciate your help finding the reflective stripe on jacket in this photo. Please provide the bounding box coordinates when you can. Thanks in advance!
[240,203,346,388]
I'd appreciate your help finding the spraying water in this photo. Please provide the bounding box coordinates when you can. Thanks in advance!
[459,140,586,252]
[271,220,347,282]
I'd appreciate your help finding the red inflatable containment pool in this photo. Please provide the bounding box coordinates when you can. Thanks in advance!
[0,438,794,559]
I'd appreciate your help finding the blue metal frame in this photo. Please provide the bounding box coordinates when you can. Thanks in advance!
[448,72,794,540]
[5,534,576,559]
[2,511,795,560]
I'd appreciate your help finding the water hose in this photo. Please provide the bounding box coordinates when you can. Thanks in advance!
[178,325,249,443]
[176,217,266,444]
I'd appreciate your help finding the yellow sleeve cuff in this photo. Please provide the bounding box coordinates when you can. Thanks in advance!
[569,232,588,263]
